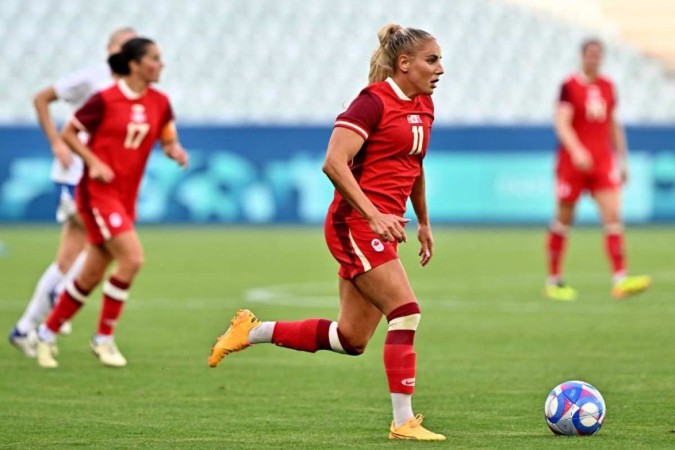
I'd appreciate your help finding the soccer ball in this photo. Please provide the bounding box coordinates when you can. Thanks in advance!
[544,380,606,436]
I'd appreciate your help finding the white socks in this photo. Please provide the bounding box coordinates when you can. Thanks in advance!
[391,393,414,427]
[248,321,275,344]
[37,324,57,345]
[93,334,114,345]
[16,252,87,334]
[54,252,87,297]
[16,263,64,334]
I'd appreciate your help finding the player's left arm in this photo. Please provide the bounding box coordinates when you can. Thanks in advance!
[410,165,433,266]
[160,121,189,168]
[610,114,629,183]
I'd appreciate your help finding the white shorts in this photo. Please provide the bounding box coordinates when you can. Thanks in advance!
[55,183,78,223]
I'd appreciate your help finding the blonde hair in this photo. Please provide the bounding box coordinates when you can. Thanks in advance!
[107,27,137,51]
[368,23,434,84]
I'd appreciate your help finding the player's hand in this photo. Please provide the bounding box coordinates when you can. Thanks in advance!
[89,158,114,183]
[165,142,189,169]
[417,223,433,266]
[619,163,629,184]
[571,148,593,172]
[52,139,73,169]
[368,212,409,243]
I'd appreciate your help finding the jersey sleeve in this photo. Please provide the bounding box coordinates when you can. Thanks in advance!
[72,93,105,134]
[558,82,572,105]
[334,90,383,140]
[162,100,175,128]
[53,67,96,105]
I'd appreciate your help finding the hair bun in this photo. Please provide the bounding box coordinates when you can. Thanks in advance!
[107,52,131,75]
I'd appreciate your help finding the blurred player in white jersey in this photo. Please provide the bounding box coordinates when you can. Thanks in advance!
[9,27,137,357]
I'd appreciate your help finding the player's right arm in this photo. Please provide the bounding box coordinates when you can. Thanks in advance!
[61,93,113,183]
[322,128,408,243]
[555,85,592,172]
[61,122,113,183]
[33,86,73,168]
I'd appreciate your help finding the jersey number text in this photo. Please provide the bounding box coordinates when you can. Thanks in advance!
[124,123,150,149]
[409,126,424,155]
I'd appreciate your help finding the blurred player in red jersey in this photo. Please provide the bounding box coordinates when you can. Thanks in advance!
[208,24,446,441]
[9,28,137,356]
[546,38,651,301]
[35,37,189,368]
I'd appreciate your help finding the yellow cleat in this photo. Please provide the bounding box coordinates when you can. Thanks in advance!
[388,414,446,441]
[545,282,578,301]
[208,309,261,368]
[612,275,651,299]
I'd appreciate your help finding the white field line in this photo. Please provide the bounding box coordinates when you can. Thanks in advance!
[1,268,673,314]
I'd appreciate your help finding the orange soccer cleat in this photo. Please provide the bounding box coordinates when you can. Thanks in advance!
[208,309,261,367]
[388,414,446,441]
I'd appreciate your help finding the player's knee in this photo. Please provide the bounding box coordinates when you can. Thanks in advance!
[386,302,422,332]
[342,341,368,356]
[333,324,368,356]
[122,252,144,275]
[604,222,623,234]
[344,338,367,356]
[77,271,104,291]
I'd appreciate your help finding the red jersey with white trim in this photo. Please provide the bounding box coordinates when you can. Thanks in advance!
[329,78,434,218]
[557,74,616,170]
[73,81,173,219]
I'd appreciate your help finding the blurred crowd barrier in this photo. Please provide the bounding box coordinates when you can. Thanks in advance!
[2,126,674,225]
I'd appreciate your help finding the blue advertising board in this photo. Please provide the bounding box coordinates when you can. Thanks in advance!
[1,126,673,224]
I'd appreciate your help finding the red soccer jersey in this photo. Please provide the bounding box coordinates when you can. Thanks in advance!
[72,80,173,219]
[329,78,434,218]
[557,74,616,168]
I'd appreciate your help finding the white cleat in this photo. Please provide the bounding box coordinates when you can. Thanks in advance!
[91,338,127,367]
[36,339,59,368]
[59,321,73,336]
[9,328,38,358]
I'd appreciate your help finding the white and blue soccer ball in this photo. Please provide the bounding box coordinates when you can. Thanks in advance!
[544,380,606,436]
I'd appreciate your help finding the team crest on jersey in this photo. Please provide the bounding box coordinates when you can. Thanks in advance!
[407,114,422,124]
[371,239,384,252]
[130,104,147,123]
[585,86,607,121]
[109,212,123,228]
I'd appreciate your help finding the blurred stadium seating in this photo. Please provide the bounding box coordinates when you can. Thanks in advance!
[1,0,674,124]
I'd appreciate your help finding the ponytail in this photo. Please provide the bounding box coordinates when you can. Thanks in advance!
[368,23,434,84]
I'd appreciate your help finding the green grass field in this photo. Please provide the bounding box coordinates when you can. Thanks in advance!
[0,226,673,449]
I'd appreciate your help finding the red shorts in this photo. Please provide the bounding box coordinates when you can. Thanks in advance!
[79,196,135,245]
[324,213,399,280]
[556,161,620,203]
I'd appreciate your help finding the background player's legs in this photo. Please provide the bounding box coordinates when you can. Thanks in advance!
[593,188,650,297]
[55,215,88,274]
[547,201,575,284]
[545,200,579,300]
[95,230,145,342]
[40,244,113,343]
[593,188,625,280]
[13,216,86,341]
[36,244,112,368]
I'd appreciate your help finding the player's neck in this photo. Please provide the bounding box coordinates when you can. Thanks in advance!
[121,77,149,96]
[388,76,417,100]
[580,69,599,83]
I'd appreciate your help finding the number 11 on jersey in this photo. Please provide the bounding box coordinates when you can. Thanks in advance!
[409,125,424,155]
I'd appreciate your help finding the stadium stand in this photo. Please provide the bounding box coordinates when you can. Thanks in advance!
[0,0,673,124]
